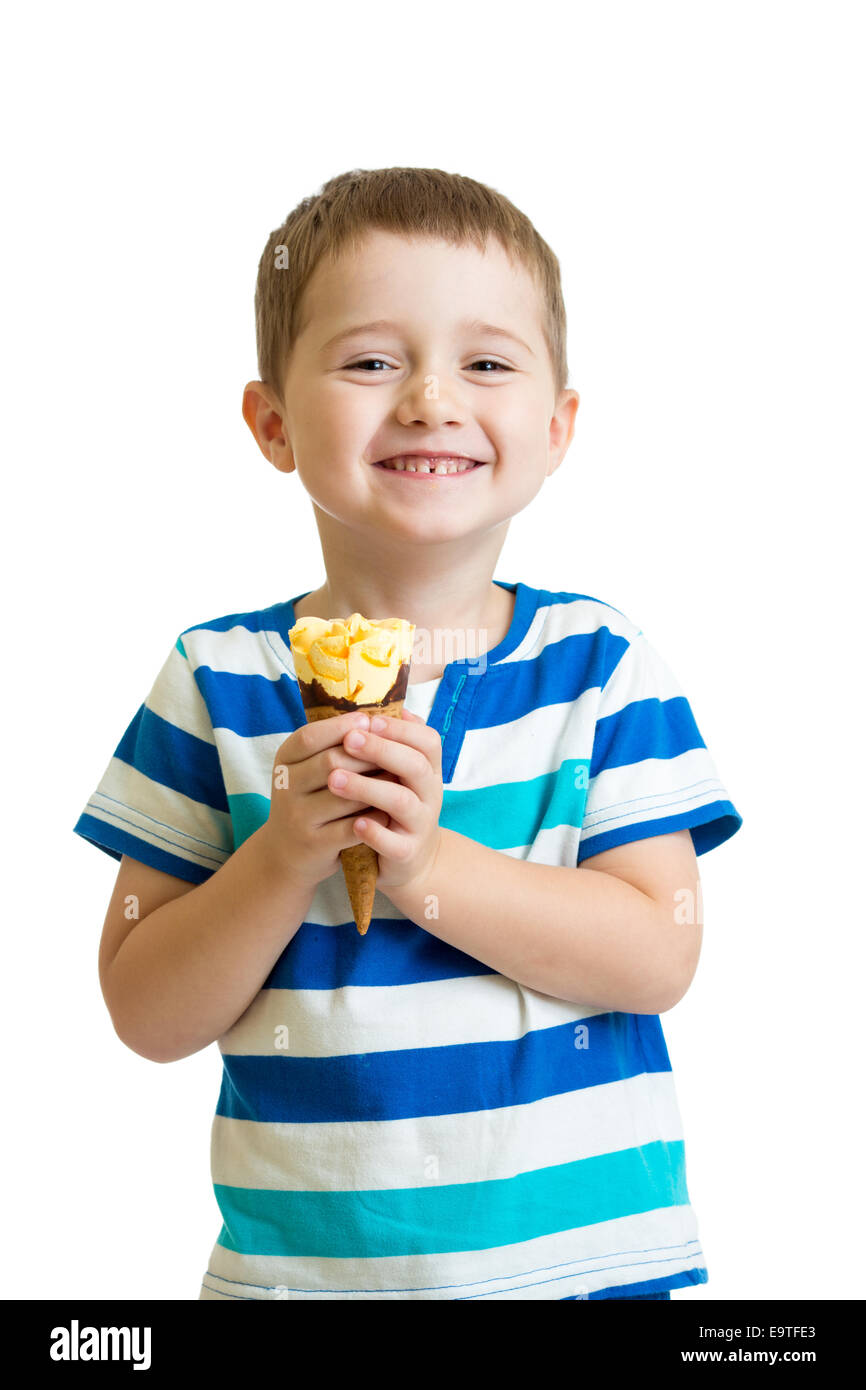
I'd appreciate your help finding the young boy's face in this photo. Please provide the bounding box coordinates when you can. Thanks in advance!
[255,230,578,547]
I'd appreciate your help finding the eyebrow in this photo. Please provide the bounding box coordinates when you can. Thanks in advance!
[320,317,536,356]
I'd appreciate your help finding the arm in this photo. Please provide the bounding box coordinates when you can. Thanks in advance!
[100,826,315,1064]
[99,707,392,1065]
[326,713,703,1015]
[386,828,703,1014]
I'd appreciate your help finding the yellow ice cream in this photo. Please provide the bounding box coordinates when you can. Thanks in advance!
[289,613,415,705]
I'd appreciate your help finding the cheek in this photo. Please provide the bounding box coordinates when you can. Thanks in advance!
[318,407,384,467]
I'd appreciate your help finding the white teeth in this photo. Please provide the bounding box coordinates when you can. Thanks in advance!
[379,455,478,473]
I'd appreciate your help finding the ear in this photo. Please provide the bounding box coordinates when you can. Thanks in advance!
[547,388,580,479]
[241,380,296,474]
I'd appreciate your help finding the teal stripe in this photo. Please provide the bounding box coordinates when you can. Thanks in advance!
[214,1139,688,1258]
[228,792,270,848]
[441,760,590,849]
[229,762,590,854]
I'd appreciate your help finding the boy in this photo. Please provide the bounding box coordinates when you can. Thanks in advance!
[73,167,742,1301]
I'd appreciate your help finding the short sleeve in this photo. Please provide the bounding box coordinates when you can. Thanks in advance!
[72,635,234,884]
[577,628,742,863]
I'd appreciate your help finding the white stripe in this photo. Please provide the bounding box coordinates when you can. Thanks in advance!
[144,644,217,742]
[184,620,295,681]
[452,693,596,788]
[210,1068,684,1191]
[582,750,727,839]
[527,822,584,866]
[599,627,686,712]
[216,726,285,797]
[84,758,233,866]
[296,868,410,926]
[219,973,606,1057]
[504,595,639,666]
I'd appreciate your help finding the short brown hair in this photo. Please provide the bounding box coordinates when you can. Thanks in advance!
[254,167,569,404]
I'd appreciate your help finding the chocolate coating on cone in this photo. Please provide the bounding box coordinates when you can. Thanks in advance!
[297,659,410,713]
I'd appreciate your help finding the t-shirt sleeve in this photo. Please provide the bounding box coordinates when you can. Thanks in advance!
[577,627,742,863]
[72,634,234,884]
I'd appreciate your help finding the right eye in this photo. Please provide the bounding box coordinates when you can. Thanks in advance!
[346,358,393,371]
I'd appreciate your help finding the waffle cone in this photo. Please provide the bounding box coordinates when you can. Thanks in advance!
[303,698,405,934]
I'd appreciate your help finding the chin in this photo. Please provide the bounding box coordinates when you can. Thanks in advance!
[389,516,485,542]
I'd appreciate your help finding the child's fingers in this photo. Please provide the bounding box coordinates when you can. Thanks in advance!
[319,806,391,854]
[327,764,422,835]
[361,711,443,774]
[281,711,374,765]
[341,723,440,797]
[309,783,383,828]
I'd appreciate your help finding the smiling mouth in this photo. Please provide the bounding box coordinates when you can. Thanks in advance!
[374,456,486,475]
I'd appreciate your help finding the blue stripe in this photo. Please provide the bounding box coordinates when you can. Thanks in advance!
[216,1012,670,1124]
[588,1289,670,1300]
[590,694,703,774]
[180,602,295,640]
[212,1139,689,1259]
[561,1273,711,1295]
[458,630,629,730]
[72,812,216,883]
[194,667,304,739]
[264,920,498,988]
[578,801,743,862]
[587,1269,706,1297]
[115,704,229,811]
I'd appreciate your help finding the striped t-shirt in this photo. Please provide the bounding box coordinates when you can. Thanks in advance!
[73,580,742,1301]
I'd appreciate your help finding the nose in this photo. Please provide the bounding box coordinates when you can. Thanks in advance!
[394,367,466,427]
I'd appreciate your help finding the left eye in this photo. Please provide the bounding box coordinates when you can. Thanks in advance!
[347,359,511,372]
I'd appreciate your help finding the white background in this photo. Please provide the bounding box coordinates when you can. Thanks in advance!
[3,0,863,1301]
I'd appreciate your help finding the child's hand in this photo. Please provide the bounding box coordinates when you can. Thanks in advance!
[326,708,444,893]
[262,711,393,893]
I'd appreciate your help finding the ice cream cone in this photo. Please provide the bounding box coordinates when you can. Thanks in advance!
[287,613,414,935]
[304,698,405,934]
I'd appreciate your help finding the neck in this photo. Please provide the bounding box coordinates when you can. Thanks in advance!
[293,510,515,681]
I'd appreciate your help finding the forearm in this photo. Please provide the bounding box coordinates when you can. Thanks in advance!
[386,829,682,1013]
[105,825,315,1063]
